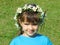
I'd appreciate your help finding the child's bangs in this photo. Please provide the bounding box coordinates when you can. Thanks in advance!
[24,14,40,24]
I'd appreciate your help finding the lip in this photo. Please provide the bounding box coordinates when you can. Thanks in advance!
[28,30,34,34]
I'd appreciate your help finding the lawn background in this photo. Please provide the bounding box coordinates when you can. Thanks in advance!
[0,0,60,45]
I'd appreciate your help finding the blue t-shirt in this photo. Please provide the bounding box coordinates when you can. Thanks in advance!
[10,34,52,45]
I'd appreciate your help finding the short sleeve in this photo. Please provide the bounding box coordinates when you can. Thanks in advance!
[47,38,53,45]
[10,39,15,45]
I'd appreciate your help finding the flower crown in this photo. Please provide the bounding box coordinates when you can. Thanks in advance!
[14,4,46,28]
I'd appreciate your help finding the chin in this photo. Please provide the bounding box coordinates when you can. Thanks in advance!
[28,34,34,36]
[27,33,36,37]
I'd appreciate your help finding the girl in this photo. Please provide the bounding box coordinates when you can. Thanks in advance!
[10,4,53,45]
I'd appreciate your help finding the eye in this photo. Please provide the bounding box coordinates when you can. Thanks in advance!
[32,24,38,25]
[24,23,29,25]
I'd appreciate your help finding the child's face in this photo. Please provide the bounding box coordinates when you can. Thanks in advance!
[20,21,38,37]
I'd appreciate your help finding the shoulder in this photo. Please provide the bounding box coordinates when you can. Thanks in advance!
[36,34,51,41]
[10,35,22,45]
[11,35,22,41]
[36,34,53,45]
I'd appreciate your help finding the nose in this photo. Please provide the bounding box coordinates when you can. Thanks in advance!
[29,25,33,30]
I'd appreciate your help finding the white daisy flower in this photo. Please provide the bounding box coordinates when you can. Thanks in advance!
[23,4,27,10]
[27,5,32,9]
[37,8,43,12]
[41,12,44,16]
[36,5,40,9]
[15,23,19,28]
[17,8,22,13]
[32,7,37,12]
[14,14,17,21]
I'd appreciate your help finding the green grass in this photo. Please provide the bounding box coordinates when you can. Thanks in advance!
[0,0,60,45]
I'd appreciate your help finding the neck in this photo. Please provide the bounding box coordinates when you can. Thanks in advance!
[22,33,37,38]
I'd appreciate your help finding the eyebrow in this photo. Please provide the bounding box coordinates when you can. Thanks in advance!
[24,22,38,25]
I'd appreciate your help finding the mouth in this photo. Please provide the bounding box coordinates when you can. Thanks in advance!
[28,30,36,34]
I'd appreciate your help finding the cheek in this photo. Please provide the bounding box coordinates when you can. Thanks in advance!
[22,25,27,30]
[33,26,38,30]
